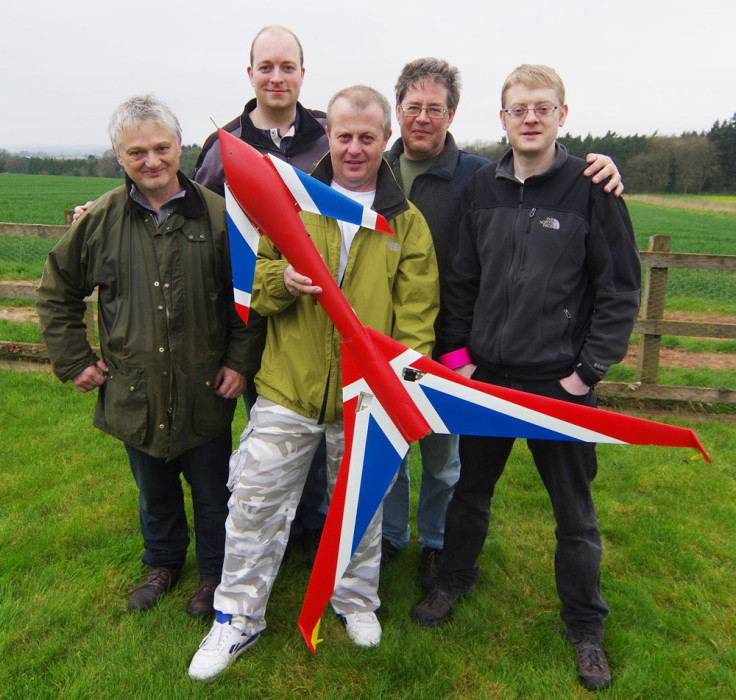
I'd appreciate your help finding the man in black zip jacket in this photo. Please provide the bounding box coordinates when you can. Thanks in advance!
[381,58,625,596]
[193,25,327,197]
[411,64,641,692]
[194,26,329,563]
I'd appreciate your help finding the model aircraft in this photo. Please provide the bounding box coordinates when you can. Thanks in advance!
[217,129,709,654]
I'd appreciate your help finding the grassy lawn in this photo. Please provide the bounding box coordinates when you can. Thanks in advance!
[1,178,735,696]
[1,371,734,698]
[0,173,124,225]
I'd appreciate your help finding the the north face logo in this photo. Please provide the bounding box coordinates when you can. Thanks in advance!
[540,217,560,230]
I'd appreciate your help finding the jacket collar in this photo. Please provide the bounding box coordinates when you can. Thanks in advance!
[496,143,568,185]
[386,132,460,182]
[125,171,205,219]
[310,155,409,221]
[240,98,326,151]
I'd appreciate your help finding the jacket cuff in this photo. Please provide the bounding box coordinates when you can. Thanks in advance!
[574,360,602,387]
[440,347,471,369]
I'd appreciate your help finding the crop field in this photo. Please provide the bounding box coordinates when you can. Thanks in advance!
[0,172,124,225]
[1,174,735,391]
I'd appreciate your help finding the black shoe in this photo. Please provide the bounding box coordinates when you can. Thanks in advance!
[572,640,612,690]
[411,587,458,627]
[302,529,322,569]
[381,538,400,565]
[419,547,442,592]
[187,579,218,618]
[128,565,181,612]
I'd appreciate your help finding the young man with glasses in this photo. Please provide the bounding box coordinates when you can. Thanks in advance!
[382,58,625,595]
[411,64,641,692]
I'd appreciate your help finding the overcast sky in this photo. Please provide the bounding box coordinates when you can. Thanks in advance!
[2,0,734,154]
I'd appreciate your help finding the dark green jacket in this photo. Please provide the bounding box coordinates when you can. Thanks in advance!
[36,174,251,459]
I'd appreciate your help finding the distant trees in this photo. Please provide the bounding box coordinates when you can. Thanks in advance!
[457,113,736,194]
[0,145,202,179]
[707,114,736,190]
[3,119,736,193]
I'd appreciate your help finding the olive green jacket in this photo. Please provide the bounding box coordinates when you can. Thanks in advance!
[252,158,439,423]
[36,174,251,459]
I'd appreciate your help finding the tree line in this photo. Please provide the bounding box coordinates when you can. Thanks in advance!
[464,113,736,195]
[2,115,736,194]
[0,146,201,180]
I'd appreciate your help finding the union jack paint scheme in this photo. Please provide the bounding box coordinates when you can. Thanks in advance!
[218,129,709,654]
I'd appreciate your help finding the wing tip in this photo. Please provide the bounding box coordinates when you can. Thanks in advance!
[235,302,250,326]
[298,618,322,654]
[376,214,393,235]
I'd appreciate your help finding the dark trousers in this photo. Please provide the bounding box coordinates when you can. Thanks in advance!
[125,431,231,581]
[437,373,609,642]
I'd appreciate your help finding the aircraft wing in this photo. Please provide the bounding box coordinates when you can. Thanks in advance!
[224,158,393,326]
[266,155,393,235]
[297,327,708,652]
[298,339,410,653]
[368,328,709,456]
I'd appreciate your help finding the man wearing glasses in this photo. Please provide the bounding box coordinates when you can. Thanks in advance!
[381,58,624,595]
[411,64,641,692]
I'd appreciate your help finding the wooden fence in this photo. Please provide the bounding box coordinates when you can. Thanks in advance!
[2,223,735,407]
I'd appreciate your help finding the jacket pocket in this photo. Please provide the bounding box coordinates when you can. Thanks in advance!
[102,365,149,445]
[192,361,236,437]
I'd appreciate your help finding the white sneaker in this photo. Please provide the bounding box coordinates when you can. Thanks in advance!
[188,612,259,681]
[341,612,382,647]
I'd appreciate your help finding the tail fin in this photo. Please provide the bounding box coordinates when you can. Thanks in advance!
[298,339,409,652]
[225,184,260,325]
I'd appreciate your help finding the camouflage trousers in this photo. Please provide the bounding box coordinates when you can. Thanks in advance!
[213,397,382,632]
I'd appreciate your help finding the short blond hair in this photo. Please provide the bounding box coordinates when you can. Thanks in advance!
[501,64,565,106]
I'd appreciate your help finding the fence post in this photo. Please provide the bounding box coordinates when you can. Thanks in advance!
[637,234,670,383]
[64,210,74,226]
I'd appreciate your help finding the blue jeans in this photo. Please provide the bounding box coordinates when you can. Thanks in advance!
[382,432,461,551]
[437,371,609,642]
[125,431,231,581]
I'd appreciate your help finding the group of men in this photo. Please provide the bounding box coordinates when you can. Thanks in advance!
[37,24,639,692]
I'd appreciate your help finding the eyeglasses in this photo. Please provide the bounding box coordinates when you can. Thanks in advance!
[400,104,449,119]
[503,104,559,120]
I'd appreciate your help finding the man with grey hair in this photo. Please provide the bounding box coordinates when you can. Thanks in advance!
[188,85,438,681]
[382,58,625,592]
[37,94,250,619]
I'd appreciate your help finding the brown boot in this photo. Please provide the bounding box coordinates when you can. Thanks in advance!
[128,566,181,612]
[187,580,218,618]
[572,640,612,690]
[418,547,443,592]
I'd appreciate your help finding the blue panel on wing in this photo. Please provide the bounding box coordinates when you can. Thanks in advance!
[293,167,365,226]
[351,414,407,556]
[420,384,580,442]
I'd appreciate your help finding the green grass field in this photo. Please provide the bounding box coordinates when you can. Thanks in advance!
[0,173,124,225]
[1,178,736,695]
[1,371,734,698]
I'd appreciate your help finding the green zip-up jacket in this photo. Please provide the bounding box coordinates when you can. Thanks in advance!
[36,174,251,460]
[252,157,439,423]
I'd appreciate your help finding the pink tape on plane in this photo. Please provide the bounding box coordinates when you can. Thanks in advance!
[439,347,471,369]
